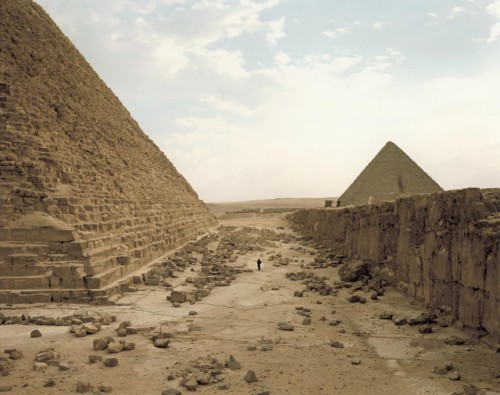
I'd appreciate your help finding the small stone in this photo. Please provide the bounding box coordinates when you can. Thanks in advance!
[162,389,182,395]
[7,350,23,360]
[393,317,408,326]
[226,355,241,370]
[294,291,303,297]
[76,381,91,393]
[43,378,56,387]
[260,344,273,351]
[82,323,98,334]
[75,329,87,338]
[433,362,454,375]
[182,378,198,391]
[0,385,13,392]
[419,324,433,334]
[103,357,118,367]
[347,295,361,303]
[59,362,70,371]
[330,340,345,348]
[107,342,124,354]
[33,362,48,372]
[244,370,258,383]
[117,328,127,337]
[118,320,132,330]
[302,318,311,325]
[196,374,211,385]
[30,330,42,338]
[463,384,480,395]
[449,371,461,381]
[154,339,169,349]
[277,322,294,331]
[93,338,110,351]
[247,345,257,351]
[98,383,113,393]
[126,327,138,335]
[123,341,135,351]
[379,312,393,320]
[89,355,103,364]
[351,359,361,365]
[189,311,197,316]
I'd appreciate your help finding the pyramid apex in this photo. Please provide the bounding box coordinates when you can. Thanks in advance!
[338,141,443,207]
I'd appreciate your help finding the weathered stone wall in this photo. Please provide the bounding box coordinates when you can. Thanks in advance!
[0,0,217,303]
[289,188,500,337]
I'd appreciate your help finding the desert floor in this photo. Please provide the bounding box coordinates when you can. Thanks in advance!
[1,212,499,395]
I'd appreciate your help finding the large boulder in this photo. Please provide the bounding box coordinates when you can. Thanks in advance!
[338,260,370,282]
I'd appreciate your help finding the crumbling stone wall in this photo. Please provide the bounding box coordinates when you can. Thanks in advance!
[0,0,217,303]
[289,188,500,338]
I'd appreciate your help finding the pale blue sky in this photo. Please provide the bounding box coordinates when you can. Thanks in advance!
[35,0,500,201]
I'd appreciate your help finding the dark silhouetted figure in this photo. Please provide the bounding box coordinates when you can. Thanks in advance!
[257,258,262,271]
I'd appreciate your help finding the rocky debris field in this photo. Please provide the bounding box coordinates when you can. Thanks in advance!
[1,214,499,394]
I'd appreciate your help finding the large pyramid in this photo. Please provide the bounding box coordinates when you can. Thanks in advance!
[0,0,217,303]
[338,141,443,207]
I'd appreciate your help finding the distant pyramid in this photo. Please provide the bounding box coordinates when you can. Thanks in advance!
[338,141,443,207]
[0,0,216,303]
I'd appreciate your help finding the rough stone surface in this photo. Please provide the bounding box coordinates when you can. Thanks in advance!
[0,0,217,305]
[290,188,500,337]
[244,370,258,383]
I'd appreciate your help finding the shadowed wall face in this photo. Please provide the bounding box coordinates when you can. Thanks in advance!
[290,188,500,338]
[0,0,216,303]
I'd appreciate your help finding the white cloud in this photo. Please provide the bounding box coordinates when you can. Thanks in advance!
[427,12,438,18]
[486,0,500,18]
[323,27,349,39]
[200,94,253,117]
[266,17,286,46]
[373,21,384,30]
[197,48,247,79]
[487,22,500,42]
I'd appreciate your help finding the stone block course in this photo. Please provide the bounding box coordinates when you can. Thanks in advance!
[0,0,217,303]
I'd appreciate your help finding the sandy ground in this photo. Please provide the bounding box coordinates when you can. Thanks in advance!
[1,213,500,395]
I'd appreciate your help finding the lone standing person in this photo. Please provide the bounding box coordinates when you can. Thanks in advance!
[257,258,262,271]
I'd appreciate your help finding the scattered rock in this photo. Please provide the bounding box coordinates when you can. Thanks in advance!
[449,371,461,381]
[330,340,345,348]
[393,317,408,326]
[302,318,311,325]
[261,344,273,351]
[154,339,170,349]
[351,359,361,365]
[433,362,454,375]
[59,362,70,371]
[244,370,258,383]
[277,322,294,331]
[247,345,257,351]
[30,330,42,338]
[104,357,118,367]
[43,378,56,387]
[379,312,393,320]
[418,325,433,334]
[33,362,48,372]
[82,323,98,334]
[93,338,110,351]
[0,385,13,392]
[294,291,303,297]
[226,355,241,370]
[89,355,103,364]
[162,389,182,395]
[182,378,198,391]
[107,342,124,354]
[76,381,91,393]
[98,383,113,393]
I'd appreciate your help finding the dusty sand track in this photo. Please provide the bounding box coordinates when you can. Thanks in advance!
[1,213,499,394]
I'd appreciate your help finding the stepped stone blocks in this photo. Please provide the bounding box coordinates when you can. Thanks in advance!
[338,141,443,207]
[0,0,217,303]
[290,188,500,338]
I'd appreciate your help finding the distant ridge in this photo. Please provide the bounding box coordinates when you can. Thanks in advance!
[338,141,443,207]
